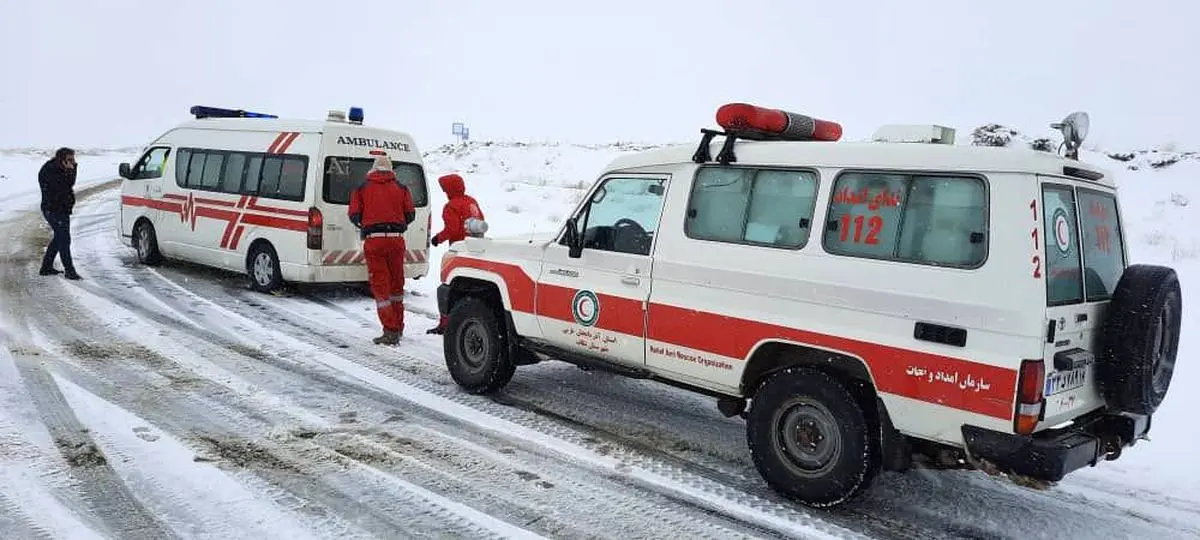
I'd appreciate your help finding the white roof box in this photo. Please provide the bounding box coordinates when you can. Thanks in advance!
[872,124,956,145]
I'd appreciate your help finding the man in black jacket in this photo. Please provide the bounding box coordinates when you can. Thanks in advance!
[39,148,81,280]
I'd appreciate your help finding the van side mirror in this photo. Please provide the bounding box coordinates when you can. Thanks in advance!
[565,217,584,259]
[118,162,132,179]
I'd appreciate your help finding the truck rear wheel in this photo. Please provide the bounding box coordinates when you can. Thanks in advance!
[444,297,515,394]
[746,367,879,508]
[1097,264,1182,415]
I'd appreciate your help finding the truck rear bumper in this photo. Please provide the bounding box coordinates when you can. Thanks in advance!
[961,412,1151,482]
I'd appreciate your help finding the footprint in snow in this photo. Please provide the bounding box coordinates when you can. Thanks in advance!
[133,426,160,442]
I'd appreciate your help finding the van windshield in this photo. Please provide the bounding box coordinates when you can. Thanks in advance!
[322,157,428,207]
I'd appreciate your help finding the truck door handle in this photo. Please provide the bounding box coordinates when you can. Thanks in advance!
[621,276,640,286]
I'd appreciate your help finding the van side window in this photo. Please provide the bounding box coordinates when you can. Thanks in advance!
[132,147,171,180]
[686,167,819,249]
[222,153,246,193]
[174,149,193,187]
[171,148,306,202]
[244,155,263,193]
[570,176,667,256]
[822,172,987,268]
[1042,185,1084,305]
[185,151,206,188]
[277,156,307,200]
[200,153,224,189]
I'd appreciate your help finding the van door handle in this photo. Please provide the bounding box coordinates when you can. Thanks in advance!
[621,276,640,286]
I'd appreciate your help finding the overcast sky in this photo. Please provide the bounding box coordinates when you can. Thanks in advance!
[2,0,1196,152]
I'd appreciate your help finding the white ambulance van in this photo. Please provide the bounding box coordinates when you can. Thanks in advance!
[116,106,431,292]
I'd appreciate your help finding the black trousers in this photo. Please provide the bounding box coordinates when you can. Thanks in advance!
[41,210,75,272]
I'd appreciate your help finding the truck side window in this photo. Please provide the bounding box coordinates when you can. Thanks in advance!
[574,177,666,256]
[823,171,987,268]
[685,167,818,248]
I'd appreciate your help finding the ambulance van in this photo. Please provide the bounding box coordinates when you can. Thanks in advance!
[116,106,431,292]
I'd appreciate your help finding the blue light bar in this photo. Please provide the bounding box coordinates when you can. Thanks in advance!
[348,107,364,123]
[190,105,278,119]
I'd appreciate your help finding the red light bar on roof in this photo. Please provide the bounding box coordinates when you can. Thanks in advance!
[368,150,387,156]
[715,103,843,142]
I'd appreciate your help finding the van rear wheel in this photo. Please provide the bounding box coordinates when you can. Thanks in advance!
[746,367,879,508]
[247,243,283,293]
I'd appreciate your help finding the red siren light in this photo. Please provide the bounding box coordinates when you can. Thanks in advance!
[715,103,843,142]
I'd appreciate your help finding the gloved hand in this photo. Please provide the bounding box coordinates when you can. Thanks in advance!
[431,236,441,247]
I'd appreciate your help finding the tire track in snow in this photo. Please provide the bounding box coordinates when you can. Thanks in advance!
[118,268,864,540]
[2,200,555,539]
[59,249,779,539]
[8,354,176,540]
[36,280,555,540]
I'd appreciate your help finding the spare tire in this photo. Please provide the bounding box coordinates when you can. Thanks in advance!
[1096,264,1182,415]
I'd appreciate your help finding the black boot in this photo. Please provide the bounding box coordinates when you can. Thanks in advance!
[39,267,61,276]
[63,269,81,280]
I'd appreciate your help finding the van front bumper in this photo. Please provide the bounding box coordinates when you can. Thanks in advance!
[961,411,1150,482]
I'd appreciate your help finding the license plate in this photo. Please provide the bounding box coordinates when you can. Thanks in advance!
[1045,367,1088,396]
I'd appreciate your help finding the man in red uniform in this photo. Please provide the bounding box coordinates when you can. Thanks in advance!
[349,153,416,345]
[426,173,487,335]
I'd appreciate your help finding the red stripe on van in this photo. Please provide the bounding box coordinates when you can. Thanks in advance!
[121,195,183,213]
[228,225,247,250]
[441,256,1018,420]
[267,132,289,154]
[239,213,307,232]
[246,197,309,217]
[275,132,300,154]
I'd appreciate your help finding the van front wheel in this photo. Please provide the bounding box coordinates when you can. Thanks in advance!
[133,221,163,266]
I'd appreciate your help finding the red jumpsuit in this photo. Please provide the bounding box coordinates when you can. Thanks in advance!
[349,168,416,341]
[429,173,486,334]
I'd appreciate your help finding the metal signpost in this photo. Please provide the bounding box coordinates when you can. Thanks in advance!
[452,122,470,143]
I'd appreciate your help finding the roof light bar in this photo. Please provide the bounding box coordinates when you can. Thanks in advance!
[715,103,842,142]
[693,103,844,165]
[190,105,278,119]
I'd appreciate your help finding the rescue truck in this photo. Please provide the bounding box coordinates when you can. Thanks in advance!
[116,106,431,292]
[435,104,1181,507]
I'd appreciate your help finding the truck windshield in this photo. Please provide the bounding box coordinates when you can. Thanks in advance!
[322,156,428,207]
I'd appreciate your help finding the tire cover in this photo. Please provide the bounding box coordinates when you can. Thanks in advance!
[1096,263,1182,415]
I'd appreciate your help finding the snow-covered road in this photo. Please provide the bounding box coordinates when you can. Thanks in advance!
[1,178,1198,539]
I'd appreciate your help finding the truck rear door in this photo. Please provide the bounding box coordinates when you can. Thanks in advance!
[1038,178,1127,426]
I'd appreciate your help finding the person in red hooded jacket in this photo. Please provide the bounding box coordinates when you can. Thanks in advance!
[426,173,486,335]
[349,153,416,345]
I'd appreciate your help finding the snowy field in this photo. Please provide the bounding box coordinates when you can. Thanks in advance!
[0,139,1198,539]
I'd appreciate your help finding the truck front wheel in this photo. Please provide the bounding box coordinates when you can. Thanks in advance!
[746,366,880,508]
[444,296,516,394]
